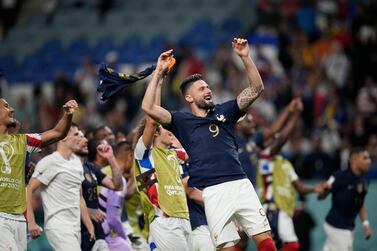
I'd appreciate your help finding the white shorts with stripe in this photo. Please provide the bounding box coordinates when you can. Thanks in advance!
[149,216,192,251]
[202,178,271,249]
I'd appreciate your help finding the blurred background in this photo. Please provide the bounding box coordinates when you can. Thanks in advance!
[1,0,377,250]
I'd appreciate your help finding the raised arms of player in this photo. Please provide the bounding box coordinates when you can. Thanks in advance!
[40,100,78,147]
[233,38,264,111]
[80,189,96,241]
[359,204,372,240]
[263,98,301,142]
[140,78,164,148]
[267,99,303,155]
[27,178,43,239]
[141,50,173,126]
[97,143,124,191]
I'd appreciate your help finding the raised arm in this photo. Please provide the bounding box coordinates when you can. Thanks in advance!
[41,100,78,147]
[233,38,264,111]
[141,50,173,126]
[27,178,43,239]
[267,99,303,155]
[97,143,123,191]
[141,78,164,148]
[263,98,300,141]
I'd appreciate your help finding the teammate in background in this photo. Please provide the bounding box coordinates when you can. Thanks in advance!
[27,124,95,250]
[142,38,276,251]
[74,132,124,251]
[0,98,78,251]
[235,98,302,186]
[134,115,191,251]
[182,172,216,251]
[93,125,116,146]
[99,141,135,251]
[257,155,323,251]
[255,98,321,251]
[318,148,372,251]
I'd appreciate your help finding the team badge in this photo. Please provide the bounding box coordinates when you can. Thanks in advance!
[214,233,219,242]
[0,141,14,174]
[259,208,266,216]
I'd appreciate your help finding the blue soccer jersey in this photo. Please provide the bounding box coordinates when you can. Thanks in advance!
[236,131,264,186]
[325,168,369,230]
[167,99,246,189]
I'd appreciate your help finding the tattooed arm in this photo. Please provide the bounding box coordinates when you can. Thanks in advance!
[232,38,264,111]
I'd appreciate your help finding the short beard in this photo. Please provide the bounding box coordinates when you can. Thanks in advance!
[74,151,88,158]
[196,100,215,110]
[8,122,16,128]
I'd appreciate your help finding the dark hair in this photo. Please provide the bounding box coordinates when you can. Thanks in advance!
[133,117,160,149]
[349,147,366,159]
[179,74,203,95]
[87,138,104,162]
[93,125,109,139]
[114,141,133,157]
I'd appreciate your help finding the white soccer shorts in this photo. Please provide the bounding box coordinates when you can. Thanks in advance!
[45,228,81,251]
[149,216,192,251]
[191,225,216,251]
[323,221,354,251]
[202,178,271,249]
[0,217,27,251]
[277,210,298,243]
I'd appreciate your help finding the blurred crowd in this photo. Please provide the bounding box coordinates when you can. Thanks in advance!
[1,0,377,180]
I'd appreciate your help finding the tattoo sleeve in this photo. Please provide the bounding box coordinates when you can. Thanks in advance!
[237,83,264,111]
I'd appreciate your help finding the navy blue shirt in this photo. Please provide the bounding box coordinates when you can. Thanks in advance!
[236,131,264,186]
[81,161,107,248]
[167,100,246,189]
[183,164,207,230]
[82,161,106,209]
[326,168,369,230]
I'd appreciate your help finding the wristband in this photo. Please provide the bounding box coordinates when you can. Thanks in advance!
[362,220,370,227]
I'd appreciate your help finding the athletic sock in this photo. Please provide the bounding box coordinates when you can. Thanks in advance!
[257,238,277,251]
[280,242,300,251]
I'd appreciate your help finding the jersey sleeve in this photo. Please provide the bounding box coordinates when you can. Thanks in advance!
[25,133,42,153]
[90,163,106,185]
[289,166,299,182]
[173,148,187,162]
[134,137,151,160]
[32,157,57,185]
[219,99,245,125]
[135,137,154,173]
[182,162,189,179]
[164,111,180,135]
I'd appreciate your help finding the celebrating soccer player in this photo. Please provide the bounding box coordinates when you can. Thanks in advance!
[318,148,372,250]
[0,98,78,251]
[27,124,95,250]
[141,38,276,251]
